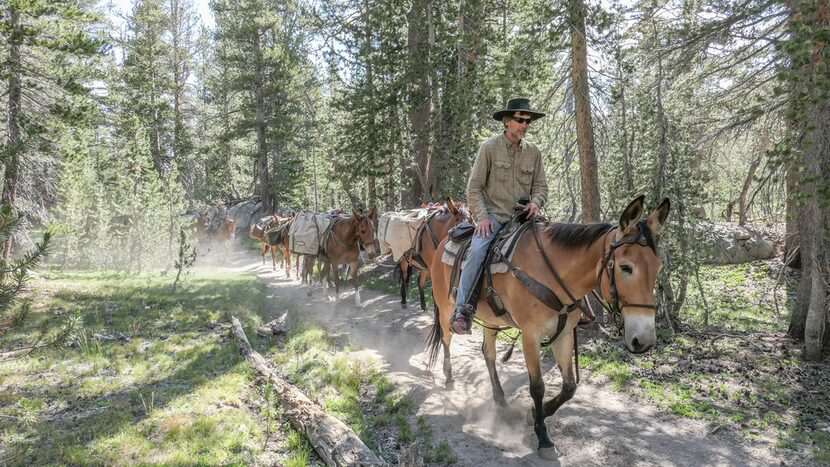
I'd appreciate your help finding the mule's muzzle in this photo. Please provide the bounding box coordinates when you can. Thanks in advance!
[628,336,652,354]
[623,315,655,354]
[364,244,378,260]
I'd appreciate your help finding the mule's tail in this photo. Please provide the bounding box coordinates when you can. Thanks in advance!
[424,304,443,370]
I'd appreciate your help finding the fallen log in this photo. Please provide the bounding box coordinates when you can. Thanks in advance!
[255,312,288,337]
[229,316,383,466]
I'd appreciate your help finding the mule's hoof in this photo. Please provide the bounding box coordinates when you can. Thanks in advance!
[445,379,454,390]
[526,408,534,426]
[538,445,559,460]
[306,290,313,297]
[401,302,408,309]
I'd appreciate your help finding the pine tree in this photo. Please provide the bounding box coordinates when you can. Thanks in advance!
[0,0,103,259]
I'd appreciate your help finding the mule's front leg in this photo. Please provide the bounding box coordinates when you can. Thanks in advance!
[333,262,342,302]
[482,329,506,406]
[284,248,291,279]
[270,246,277,271]
[305,256,314,297]
[543,328,577,418]
[523,334,556,459]
[351,260,361,307]
[321,261,332,301]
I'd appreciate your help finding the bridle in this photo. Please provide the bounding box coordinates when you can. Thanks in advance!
[593,221,658,330]
[353,216,375,251]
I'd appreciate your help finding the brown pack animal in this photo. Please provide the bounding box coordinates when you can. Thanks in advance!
[426,196,670,459]
[303,208,378,306]
[397,199,470,310]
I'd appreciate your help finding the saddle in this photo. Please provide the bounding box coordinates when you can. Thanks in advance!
[405,208,447,271]
[265,223,287,245]
[444,208,536,317]
[318,214,351,261]
[446,205,586,341]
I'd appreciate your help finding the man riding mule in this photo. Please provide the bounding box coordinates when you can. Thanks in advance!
[450,97,549,335]
[427,195,670,459]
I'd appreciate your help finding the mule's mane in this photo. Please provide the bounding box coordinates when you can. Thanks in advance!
[544,222,613,249]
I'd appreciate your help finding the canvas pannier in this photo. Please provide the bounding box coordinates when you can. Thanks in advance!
[288,211,331,255]
[377,209,429,262]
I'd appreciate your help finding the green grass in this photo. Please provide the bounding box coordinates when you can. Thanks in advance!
[572,260,830,462]
[0,269,273,465]
[1,267,444,464]
[682,262,790,332]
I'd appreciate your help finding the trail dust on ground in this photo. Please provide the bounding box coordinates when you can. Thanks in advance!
[220,251,786,466]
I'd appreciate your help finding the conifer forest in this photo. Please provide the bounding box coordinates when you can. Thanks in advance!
[0,0,828,464]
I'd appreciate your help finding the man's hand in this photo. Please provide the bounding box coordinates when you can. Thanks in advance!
[523,202,541,218]
[475,217,494,238]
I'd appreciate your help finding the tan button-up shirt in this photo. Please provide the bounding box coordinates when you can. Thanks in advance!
[466,133,548,224]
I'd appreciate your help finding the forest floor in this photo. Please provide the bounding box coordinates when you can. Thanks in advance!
[237,249,826,466]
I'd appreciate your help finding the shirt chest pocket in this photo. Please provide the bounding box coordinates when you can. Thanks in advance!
[492,159,513,184]
[518,161,534,187]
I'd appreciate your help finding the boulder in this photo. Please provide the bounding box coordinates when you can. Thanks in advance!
[228,200,266,233]
[697,222,776,264]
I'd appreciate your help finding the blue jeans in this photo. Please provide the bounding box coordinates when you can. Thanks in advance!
[455,218,503,311]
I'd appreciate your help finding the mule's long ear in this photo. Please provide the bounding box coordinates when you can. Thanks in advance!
[619,195,645,236]
[647,198,670,237]
[447,197,458,214]
[369,206,378,222]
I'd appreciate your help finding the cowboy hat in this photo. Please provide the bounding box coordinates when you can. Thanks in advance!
[492,97,546,121]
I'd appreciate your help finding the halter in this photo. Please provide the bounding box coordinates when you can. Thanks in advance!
[329,216,370,250]
[593,221,658,330]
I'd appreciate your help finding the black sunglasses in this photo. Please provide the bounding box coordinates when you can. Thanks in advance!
[512,116,532,125]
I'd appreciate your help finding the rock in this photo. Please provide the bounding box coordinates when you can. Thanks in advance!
[656,364,674,376]
[695,222,776,264]
[228,200,267,234]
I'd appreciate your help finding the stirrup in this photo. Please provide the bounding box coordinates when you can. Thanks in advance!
[450,305,474,335]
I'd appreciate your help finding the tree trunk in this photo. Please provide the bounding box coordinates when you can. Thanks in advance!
[784,165,800,268]
[804,258,827,360]
[407,0,432,206]
[786,0,829,345]
[2,5,22,261]
[569,0,600,222]
[229,317,382,466]
[614,47,634,193]
[726,155,761,226]
[252,30,270,214]
[653,42,669,208]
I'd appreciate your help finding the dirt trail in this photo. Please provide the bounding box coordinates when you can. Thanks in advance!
[228,253,782,466]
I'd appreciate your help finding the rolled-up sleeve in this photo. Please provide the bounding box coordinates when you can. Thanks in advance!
[530,150,548,209]
[466,145,490,221]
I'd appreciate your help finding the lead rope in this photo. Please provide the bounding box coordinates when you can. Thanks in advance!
[574,327,580,384]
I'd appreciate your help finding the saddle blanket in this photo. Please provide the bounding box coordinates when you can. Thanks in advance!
[441,235,511,275]
[288,211,331,255]
[378,209,429,262]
